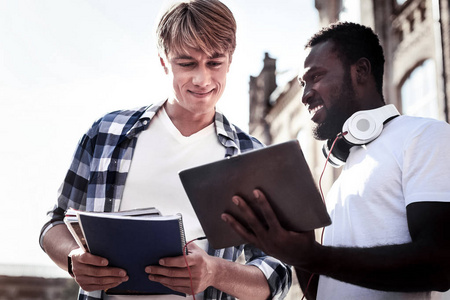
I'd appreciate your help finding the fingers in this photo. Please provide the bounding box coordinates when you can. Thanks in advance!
[224,190,279,234]
[145,244,213,295]
[146,264,190,278]
[221,210,257,245]
[251,189,282,230]
[70,251,128,292]
[145,245,202,276]
[75,272,129,292]
[146,264,207,295]
[73,259,126,278]
[145,264,197,295]
[75,251,108,268]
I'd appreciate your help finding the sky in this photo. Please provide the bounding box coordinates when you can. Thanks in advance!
[0,0,320,278]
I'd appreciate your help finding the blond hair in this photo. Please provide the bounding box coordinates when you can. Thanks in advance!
[156,0,237,58]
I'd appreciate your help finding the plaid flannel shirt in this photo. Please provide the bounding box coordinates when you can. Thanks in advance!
[40,100,292,300]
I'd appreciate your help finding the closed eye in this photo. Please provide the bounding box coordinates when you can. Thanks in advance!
[178,62,195,67]
[208,62,222,67]
[313,74,322,82]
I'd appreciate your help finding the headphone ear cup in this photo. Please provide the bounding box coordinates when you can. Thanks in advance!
[322,138,353,168]
[322,105,400,167]
[342,112,383,145]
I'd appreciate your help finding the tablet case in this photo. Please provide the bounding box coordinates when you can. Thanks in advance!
[179,139,331,249]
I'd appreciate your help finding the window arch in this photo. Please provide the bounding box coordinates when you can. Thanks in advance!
[400,59,439,119]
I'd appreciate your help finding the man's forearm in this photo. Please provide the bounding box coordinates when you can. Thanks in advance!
[42,224,79,271]
[210,257,271,300]
[306,242,449,292]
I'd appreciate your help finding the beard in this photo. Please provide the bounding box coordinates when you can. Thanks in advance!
[313,70,359,141]
[312,107,350,140]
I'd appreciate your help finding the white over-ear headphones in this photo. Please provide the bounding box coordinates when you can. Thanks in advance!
[342,104,400,145]
[323,104,400,167]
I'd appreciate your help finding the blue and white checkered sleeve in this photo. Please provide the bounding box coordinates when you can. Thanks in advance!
[39,119,99,250]
[244,244,292,299]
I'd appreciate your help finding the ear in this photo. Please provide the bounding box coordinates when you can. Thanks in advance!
[354,57,371,84]
[159,54,169,75]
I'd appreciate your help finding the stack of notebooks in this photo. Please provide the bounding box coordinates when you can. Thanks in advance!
[64,208,186,296]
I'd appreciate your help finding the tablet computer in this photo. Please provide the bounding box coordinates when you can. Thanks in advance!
[179,140,331,249]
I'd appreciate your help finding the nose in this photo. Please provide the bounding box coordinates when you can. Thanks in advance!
[301,86,313,105]
[192,65,211,87]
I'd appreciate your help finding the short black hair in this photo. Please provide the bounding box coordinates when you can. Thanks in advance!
[306,22,385,98]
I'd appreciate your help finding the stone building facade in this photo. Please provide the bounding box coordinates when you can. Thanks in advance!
[377,0,449,122]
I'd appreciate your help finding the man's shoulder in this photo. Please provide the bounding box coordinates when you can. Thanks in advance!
[392,115,450,135]
[87,105,150,134]
[100,106,149,124]
[233,125,264,151]
[215,111,264,152]
[97,100,165,127]
[383,115,450,150]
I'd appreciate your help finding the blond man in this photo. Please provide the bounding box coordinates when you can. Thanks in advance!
[39,1,291,299]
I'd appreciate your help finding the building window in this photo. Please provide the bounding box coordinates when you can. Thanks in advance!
[400,59,439,119]
[408,14,415,32]
[396,27,404,43]
[419,2,427,22]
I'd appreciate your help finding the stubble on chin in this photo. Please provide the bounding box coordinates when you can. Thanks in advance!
[312,111,348,141]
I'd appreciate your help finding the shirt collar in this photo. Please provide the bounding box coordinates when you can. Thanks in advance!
[214,109,240,156]
[136,99,240,156]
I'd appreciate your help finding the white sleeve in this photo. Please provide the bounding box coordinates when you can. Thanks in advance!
[402,120,450,205]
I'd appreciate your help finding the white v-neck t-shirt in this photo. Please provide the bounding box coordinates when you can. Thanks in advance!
[106,107,225,300]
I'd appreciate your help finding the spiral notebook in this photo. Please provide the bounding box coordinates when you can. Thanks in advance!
[64,207,162,253]
[179,139,331,249]
[76,211,186,296]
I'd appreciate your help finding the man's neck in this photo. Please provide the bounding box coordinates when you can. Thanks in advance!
[164,101,215,137]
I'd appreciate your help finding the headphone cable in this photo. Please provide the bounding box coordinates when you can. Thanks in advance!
[182,236,207,300]
[301,131,347,300]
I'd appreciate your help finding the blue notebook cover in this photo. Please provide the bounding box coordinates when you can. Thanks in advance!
[78,213,186,296]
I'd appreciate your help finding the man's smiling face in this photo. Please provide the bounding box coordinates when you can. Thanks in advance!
[162,47,231,119]
[299,40,360,140]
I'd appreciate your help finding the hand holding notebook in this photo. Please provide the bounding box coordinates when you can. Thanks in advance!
[64,208,186,296]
